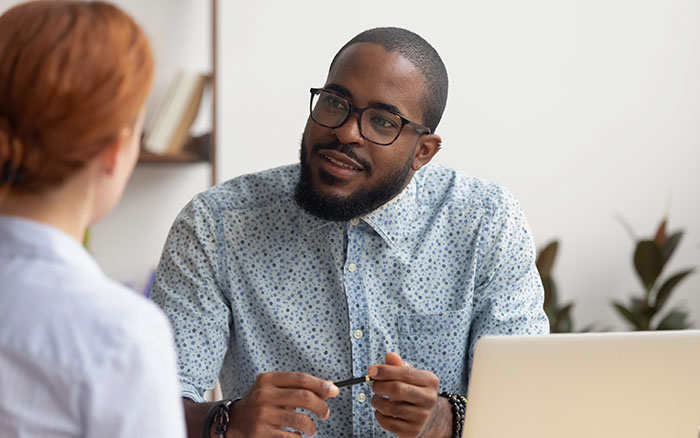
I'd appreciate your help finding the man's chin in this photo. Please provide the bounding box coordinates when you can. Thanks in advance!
[294,184,365,222]
[295,168,369,222]
[314,170,362,199]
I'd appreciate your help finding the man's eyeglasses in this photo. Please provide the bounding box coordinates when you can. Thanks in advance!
[309,88,431,146]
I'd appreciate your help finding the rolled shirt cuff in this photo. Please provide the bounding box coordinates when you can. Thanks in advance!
[180,381,206,403]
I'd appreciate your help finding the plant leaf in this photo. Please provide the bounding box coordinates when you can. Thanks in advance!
[560,318,573,333]
[627,297,652,329]
[536,241,558,277]
[662,231,683,264]
[654,268,695,312]
[653,218,667,247]
[634,240,664,291]
[542,276,557,313]
[555,303,573,321]
[655,309,692,330]
[612,301,644,330]
[629,297,645,314]
[553,303,573,333]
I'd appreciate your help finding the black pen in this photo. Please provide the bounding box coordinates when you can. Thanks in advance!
[334,375,373,388]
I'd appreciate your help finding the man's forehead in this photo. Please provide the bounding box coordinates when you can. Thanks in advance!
[325,42,425,119]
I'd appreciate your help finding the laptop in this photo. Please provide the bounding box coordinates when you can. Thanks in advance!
[463,330,700,438]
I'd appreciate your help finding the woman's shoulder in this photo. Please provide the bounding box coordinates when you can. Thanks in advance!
[0,270,172,378]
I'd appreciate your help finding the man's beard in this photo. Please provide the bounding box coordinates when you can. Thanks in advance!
[294,137,413,222]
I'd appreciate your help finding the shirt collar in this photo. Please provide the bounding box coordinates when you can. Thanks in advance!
[360,177,417,249]
[298,175,419,250]
[298,206,335,235]
[0,214,103,276]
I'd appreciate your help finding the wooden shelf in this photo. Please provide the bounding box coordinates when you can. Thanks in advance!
[134,0,217,187]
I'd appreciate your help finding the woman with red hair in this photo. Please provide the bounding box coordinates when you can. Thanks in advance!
[0,2,184,436]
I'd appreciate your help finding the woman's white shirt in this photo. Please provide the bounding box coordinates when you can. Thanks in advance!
[0,215,185,438]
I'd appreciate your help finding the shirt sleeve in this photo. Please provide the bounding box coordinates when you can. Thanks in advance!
[468,186,550,378]
[83,309,186,438]
[150,194,231,402]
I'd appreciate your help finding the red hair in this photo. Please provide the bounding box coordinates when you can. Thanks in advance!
[0,1,154,193]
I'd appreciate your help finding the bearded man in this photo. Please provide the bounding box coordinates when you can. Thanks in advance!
[152,26,548,438]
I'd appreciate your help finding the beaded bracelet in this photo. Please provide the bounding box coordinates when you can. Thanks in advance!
[439,391,468,438]
[201,399,234,438]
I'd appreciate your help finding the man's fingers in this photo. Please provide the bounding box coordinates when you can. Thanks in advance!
[384,352,412,368]
[371,394,428,422]
[368,364,438,388]
[260,371,339,399]
[266,388,331,420]
[371,379,438,406]
[235,372,340,438]
[261,427,304,438]
[367,354,441,438]
[373,410,415,437]
[269,407,318,437]
[384,352,404,366]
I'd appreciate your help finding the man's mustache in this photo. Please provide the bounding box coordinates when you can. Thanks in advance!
[311,140,372,173]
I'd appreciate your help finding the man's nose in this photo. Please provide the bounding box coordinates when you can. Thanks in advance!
[332,112,364,145]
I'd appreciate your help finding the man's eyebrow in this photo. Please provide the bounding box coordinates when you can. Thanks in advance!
[368,101,403,116]
[324,83,352,99]
[324,83,405,117]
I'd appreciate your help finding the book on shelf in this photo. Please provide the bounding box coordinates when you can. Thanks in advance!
[143,71,210,155]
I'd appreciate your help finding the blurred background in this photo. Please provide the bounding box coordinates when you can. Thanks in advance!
[1,0,698,331]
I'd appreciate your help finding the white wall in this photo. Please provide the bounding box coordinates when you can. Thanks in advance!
[1,0,697,329]
[218,0,700,329]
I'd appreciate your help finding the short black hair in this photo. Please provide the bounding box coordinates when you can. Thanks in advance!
[329,27,448,133]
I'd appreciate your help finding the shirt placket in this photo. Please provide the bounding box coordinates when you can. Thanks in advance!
[343,219,373,437]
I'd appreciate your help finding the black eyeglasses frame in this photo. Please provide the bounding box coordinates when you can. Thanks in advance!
[309,88,431,146]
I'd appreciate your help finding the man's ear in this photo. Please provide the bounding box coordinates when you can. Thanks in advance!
[411,133,442,171]
[98,127,132,176]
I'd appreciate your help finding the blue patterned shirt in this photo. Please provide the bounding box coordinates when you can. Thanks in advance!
[151,162,548,437]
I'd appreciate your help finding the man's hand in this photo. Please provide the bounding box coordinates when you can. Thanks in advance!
[227,371,339,438]
[369,353,452,438]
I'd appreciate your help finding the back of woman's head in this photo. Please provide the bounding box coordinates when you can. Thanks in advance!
[0,1,154,194]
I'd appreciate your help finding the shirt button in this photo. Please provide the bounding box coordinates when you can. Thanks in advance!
[352,329,363,339]
[350,218,360,226]
[348,263,357,272]
[357,392,367,403]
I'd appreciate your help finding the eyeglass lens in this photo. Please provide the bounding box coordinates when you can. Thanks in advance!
[311,90,403,145]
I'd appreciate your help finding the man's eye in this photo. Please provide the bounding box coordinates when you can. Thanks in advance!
[371,115,398,129]
[324,95,345,110]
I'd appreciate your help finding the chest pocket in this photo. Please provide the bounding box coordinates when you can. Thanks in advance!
[398,308,471,393]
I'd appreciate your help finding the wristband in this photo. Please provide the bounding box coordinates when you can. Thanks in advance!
[201,399,234,438]
[439,391,467,438]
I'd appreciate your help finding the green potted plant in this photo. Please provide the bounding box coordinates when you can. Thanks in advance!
[612,217,695,330]
[536,240,572,332]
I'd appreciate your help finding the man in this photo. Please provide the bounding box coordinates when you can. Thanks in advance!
[152,27,549,438]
